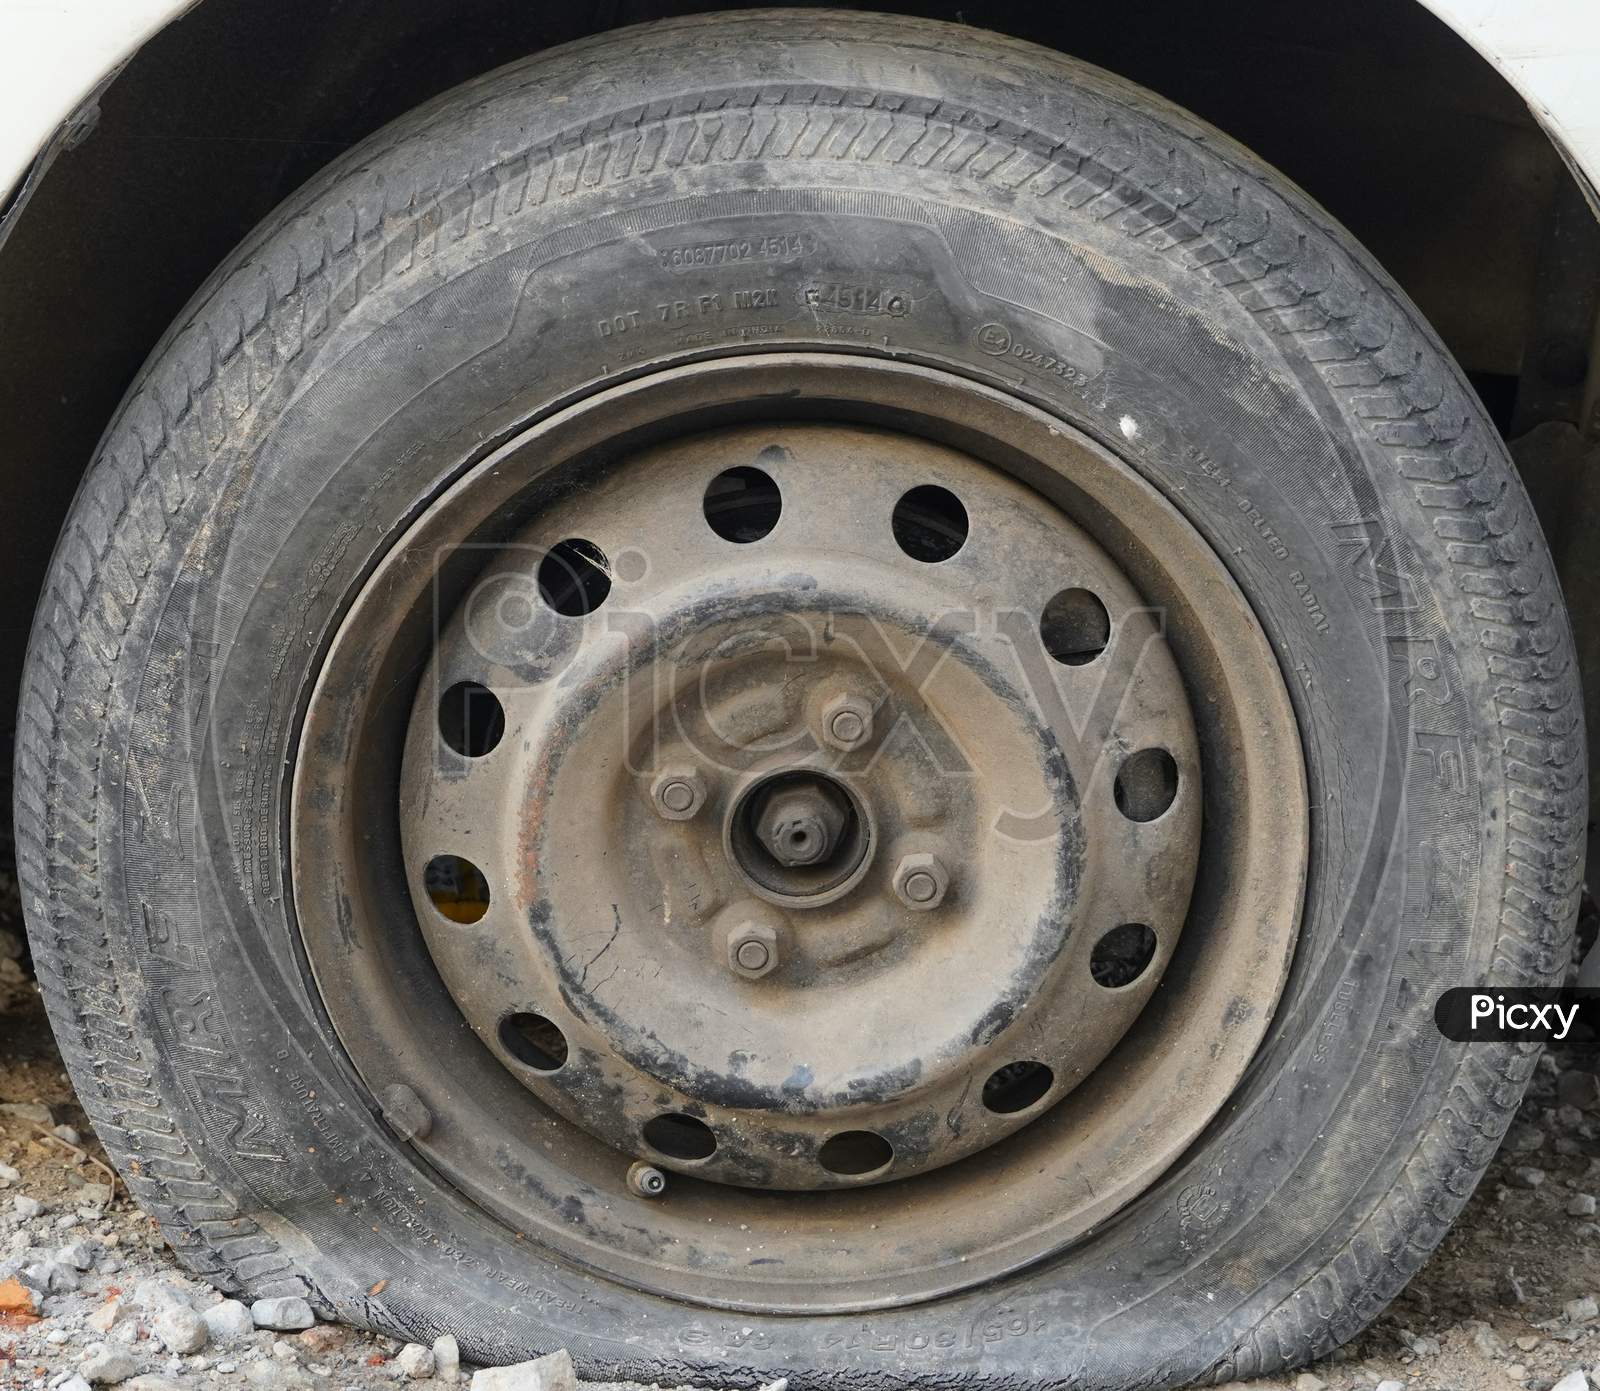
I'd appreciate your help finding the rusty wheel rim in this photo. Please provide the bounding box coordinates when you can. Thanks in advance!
[291,354,1307,1312]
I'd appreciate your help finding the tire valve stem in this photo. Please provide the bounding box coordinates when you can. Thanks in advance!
[627,1160,668,1199]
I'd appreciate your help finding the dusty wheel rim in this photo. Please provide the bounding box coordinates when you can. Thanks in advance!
[402,421,1201,1190]
[291,353,1307,1311]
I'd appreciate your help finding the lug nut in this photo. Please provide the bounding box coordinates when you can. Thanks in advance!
[892,852,950,911]
[821,693,875,752]
[724,920,779,979]
[627,1160,667,1199]
[652,767,707,821]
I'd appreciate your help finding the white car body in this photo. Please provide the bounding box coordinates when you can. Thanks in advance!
[2,0,1599,207]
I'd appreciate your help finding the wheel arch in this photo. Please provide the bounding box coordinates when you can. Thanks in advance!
[0,0,1593,744]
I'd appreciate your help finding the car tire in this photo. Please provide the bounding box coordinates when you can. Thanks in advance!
[13,11,1584,1387]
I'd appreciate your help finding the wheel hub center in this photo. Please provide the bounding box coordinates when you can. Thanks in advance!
[753,775,850,868]
[730,769,872,899]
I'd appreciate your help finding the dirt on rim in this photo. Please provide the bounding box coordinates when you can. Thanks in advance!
[0,837,1594,1391]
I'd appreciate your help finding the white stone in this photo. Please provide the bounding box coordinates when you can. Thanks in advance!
[471,1349,577,1391]
[1565,1295,1599,1323]
[1550,1373,1590,1391]
[87,1299,136,1334]
[132,1277,196,1313]
[396,1344,436,1379]
[80,1348,138,1385]
[23,1259,79,1293]
[250,1296,315,1331]
[57,1239,102,1271]
[13,1194,43,1218]
[243,1363,313,1391]
[433,1334,462,1384]
[153,1305,208,1355]
[202,1299,257,1343]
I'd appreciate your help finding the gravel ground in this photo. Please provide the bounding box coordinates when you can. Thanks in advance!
[0,853,1594,1391]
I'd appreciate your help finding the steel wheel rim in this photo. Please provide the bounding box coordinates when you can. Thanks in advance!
[290,353,1308,1312]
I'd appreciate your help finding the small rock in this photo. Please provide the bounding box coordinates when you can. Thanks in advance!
[132,1277,196,1313]
[1556,1071,1600,1111]
[53,1124,82,1145]
[396,1344,436,1379]
[472,1349,578,1391]
[1407,1334,1441,1357]
[202,1299,256,1343]
[80,1348,138,1385]
[1468,1322,1503,1358]
[1504,1123,1545,1153]
[295,1324,353,1357]
[0,1274,40,1319]
[153,1305,208,1355]
[23,1259,81,1293]
[13,1194,43,1219]
[243,1363,313,1391]
[0,1162,20,1186]
[1568,1194,1598,1217]
[1517,1334,1542,1352]
[58,1239,102,1271]
[1292,1375,1326,1391]
[0,1102,54,1125]
[1550,1373,1591,1391]
[250,1296,315,1332]
[1506,1366,1528,1382]
[58,1379,92,1391]
[1564,1295,1598,1323]
[1376,1382,1406,1391]
[433,1334,461,1384]
[78,1183,113,1208]
[1508,1166,1547,1189]
[87,1298,135,1334]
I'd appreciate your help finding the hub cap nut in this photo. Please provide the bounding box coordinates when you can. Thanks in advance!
[892,852,950,911]
[755,782,849,867]
[725,921,779,979]
[821,693,875,752]
[652,767,707,821]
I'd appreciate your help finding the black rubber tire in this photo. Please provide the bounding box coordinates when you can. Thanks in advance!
[13,11,1585,1387]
